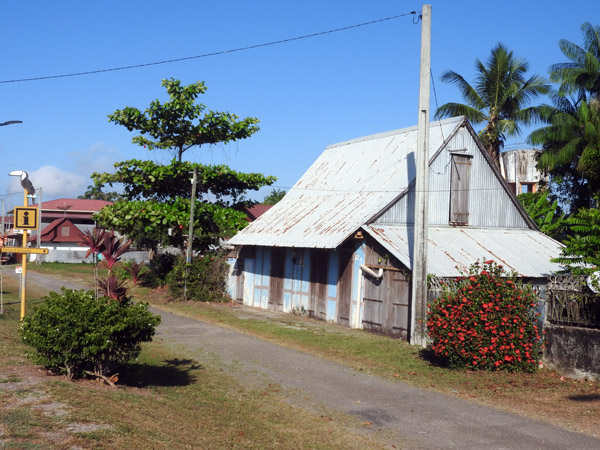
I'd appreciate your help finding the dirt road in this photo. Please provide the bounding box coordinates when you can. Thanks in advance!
[16,270,600,449]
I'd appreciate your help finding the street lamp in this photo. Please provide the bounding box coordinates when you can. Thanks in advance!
[0,120,23,126]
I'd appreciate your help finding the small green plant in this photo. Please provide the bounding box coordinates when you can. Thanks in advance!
[427,260,542,372]
[167,251,230,302]
[20,289,160,382]
[145,252,177,287]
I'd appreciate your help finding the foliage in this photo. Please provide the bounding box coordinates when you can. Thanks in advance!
[100,231,132,275]
[122,261,147,286]
[549,22,600,102]
[435,43,549,169]
[529,23,600,212]
[529,96,600,210]
[145,252,177,288]
[552,207,600,274]
[263,188,286,205]
[79,228,105,299]
[20,289,160,380]
[98,274,129,301]
[517,191,567,240]
[108,78,260,162]
[100,79,275,252]
[427,260,543,373]
[167,251,230,302]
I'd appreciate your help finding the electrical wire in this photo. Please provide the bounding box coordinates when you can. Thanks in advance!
[0,12,419,85]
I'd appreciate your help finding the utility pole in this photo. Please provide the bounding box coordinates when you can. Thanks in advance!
[183,167,198,300]
[410,4,431,346]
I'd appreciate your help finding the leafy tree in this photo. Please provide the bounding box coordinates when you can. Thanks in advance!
[95,80,276,252]
[435,43,550,169]
[517,191,567,240]
[549,22,600,102]
[108,78,259,162]
[93,160,275,252]
[552,208,600,274]
[263,188,286,205]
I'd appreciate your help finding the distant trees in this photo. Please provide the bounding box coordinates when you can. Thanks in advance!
[435,43,550,169]
[263,188,286,205]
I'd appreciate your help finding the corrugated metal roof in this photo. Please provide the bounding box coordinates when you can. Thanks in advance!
[229,117,465,248]
[363,224,563,278]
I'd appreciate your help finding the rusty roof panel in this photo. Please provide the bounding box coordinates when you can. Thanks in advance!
[229,117,464,248]
[363,225,563,278]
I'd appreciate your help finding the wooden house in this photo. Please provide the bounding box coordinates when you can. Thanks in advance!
[227,117,563,340]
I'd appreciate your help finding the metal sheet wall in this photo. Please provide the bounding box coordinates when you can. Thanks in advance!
[374,125,529,228]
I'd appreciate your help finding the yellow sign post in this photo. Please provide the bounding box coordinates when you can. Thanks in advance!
[14,198,38,320]
[1,247,48,255]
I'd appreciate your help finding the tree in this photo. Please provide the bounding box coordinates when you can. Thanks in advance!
[263,188,286,205]
[435,44,550,169]
[528,96,600,210]
[108,78,260,162]
[549,22,600,102]
[94,81,276,252]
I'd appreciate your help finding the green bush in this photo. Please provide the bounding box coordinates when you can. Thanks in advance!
[20,289,161,380]
[168,251,230,302]
[145,252,177,287]
[427,260,543,372]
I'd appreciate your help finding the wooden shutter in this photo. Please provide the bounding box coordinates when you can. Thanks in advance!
[449,154,472,225]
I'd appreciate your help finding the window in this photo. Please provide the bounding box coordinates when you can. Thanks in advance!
[449,154,472,225]
[61,226,70,237]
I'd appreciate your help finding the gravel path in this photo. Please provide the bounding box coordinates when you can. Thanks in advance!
[14,270,600,449]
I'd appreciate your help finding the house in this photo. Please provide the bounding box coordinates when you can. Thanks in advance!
[6,198,112,263]
[227,116,563,340]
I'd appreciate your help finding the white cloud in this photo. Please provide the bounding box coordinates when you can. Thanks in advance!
[8,166,88,200]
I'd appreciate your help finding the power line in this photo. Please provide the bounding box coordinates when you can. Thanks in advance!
[0,12,419,85]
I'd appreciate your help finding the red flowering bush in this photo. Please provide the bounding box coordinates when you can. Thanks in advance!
[427,260,542,372]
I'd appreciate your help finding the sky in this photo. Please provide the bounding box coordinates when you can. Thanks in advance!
[1,1,599,207]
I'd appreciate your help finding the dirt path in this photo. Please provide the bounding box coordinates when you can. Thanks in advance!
[12,270,600,449]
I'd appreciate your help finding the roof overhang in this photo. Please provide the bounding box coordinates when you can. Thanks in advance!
[363,224,564,278]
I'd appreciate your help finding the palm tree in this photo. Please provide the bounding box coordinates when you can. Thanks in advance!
[550,22,600,101]
[435,43,550,169]
[528,94,600,210]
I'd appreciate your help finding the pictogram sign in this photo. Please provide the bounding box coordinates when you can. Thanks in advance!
[14,207,38,230]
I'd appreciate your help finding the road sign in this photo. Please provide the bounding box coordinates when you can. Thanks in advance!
[0,246,48,255]
[14,207,39,230]
[15,266,22,274]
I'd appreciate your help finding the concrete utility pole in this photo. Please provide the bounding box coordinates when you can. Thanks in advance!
[183,167,198,300]
[410,4,431,346]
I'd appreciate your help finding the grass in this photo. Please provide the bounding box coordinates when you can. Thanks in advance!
[0,266,389,449]
[24,262,600,437]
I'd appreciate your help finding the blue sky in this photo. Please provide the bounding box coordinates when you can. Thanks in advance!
[1,1,599,206]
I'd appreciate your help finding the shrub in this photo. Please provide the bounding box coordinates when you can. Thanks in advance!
[168,251,230,302]
[427,260,542,372]
[20,289,161,381]
[145,252,177,288]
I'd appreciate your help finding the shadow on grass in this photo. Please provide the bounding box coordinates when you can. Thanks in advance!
[119,358,201,388]
[568,394,600,402]
[419,347,450,368]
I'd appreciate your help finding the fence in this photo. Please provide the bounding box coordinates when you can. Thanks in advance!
[546,275,600,329]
